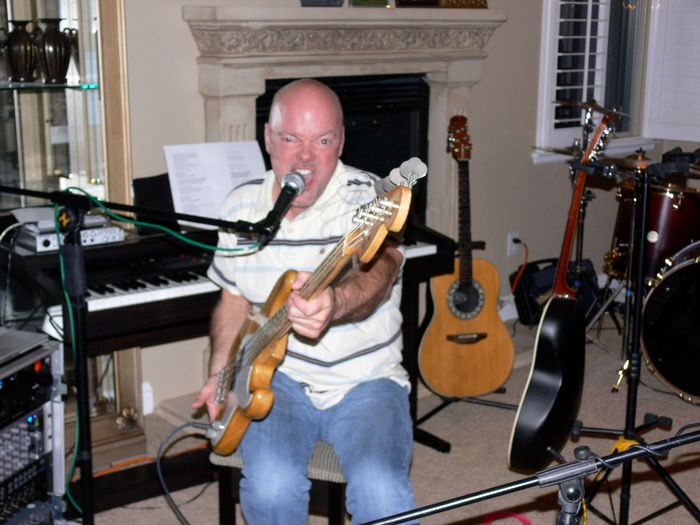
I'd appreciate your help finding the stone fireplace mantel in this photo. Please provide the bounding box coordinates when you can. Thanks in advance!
[183,5,506,237]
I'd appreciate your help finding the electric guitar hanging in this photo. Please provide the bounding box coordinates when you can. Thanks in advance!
[418,115,514,398]
[207,181,413,456]
[508,114,613,472]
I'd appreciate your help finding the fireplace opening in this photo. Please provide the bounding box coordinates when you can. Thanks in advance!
[255,74,429,224]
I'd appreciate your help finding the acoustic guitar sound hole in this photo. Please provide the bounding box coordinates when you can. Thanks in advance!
[447,280,484,320]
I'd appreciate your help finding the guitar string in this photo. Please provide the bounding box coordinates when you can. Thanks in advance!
[219,231,350,380]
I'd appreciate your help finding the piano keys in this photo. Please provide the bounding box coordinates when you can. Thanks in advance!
[15,222,454,357]
[15,230,222,356]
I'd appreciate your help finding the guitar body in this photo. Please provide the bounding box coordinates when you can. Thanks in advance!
[419,257,514,397]
[508,295,585,472]
[211,270,296,456]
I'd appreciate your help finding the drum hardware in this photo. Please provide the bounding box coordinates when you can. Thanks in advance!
[611,359,629,392]
[555,98,629,118]
[602,148,652,171]
[689,162,700,179]
[574,158,700,525]
[532,145,583,157]
[649,146,700,184]
[585,279,625,344]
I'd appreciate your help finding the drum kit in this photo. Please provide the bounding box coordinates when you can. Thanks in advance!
[538,100,700,406]
[610,155,700,406]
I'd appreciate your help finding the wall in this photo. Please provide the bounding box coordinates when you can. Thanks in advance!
[122,0,699,406]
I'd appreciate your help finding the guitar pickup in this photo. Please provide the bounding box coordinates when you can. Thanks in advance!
[446,333,487,344]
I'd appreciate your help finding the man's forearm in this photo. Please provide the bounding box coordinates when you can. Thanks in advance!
[209,291,250,377]
[332,245,403,323]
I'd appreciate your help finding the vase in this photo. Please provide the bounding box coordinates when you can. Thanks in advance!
[3,20,38,82]
[35,18,75,84]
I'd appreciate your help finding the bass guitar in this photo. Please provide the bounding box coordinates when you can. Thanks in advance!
[418,115,514,398]
[508,114,613,472]
[208,182,413,455]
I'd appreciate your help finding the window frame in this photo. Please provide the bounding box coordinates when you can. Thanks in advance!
[533,0,657,165]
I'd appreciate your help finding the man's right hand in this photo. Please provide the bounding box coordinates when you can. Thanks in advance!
[192,374,221,421]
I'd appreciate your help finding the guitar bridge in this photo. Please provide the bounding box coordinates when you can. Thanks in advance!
[214,368,230,405]
[446,333,487,344]
[214,346,245,404]
[247,306,268,326]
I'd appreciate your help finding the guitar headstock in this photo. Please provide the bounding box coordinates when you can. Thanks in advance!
[447,115,471,161]
[581,114,614,164]
[346,185,412,263]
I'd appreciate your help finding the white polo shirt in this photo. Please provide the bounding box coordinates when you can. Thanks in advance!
[208,161,409,409]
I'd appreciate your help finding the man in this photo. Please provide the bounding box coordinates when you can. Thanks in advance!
[193,78,416,524]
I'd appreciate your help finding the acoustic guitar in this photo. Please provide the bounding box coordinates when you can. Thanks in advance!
[208,183,413,456]
[508,114,612,472]
[418,115,514,398]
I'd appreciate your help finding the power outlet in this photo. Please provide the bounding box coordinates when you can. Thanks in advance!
[507,232,521,257]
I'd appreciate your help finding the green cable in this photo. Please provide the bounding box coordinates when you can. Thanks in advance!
[63,186,260,254]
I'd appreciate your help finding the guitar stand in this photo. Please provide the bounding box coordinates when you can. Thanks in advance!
[416,389,517,430]
[415,389,518,453]
[584,277,624,347]
[569,169,700,525]
[412,389,519,456]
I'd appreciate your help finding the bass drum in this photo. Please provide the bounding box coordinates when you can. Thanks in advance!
[642,241,700,404]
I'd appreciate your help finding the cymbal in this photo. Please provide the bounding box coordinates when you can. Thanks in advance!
[555,99,629,117]
[533,145,582,157]
[690,163,700,179]
[603,151,653,171]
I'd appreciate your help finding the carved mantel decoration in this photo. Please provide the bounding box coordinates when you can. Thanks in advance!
[183,5,506,238]
[188,25,497,57]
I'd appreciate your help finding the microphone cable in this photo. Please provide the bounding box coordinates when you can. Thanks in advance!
[156,421,210,525]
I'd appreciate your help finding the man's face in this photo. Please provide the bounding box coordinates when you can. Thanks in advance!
[264,91,344,217]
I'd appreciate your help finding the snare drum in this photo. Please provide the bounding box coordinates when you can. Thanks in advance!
[642,240,700,404]
[604,180,700,280]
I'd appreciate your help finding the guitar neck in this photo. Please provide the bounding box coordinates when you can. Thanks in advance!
[299,241,349,300]
[552,116,609,296]
[457,160,473,284]
[552,170,586,296]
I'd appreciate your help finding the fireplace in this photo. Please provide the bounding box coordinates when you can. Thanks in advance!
[183,5,506,238]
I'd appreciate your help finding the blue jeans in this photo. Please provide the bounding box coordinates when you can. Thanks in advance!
[238,372,417,525]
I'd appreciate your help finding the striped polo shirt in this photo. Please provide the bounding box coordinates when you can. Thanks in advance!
[207,160,409,409]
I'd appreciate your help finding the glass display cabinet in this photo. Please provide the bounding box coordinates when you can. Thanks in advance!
[1,0,143,466]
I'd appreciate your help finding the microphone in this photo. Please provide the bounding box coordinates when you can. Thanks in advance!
[259,172,306,246]
[373,157,428,195]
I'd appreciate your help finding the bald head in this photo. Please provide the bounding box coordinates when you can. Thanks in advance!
[263,79,346,220]
[268,79,344,130]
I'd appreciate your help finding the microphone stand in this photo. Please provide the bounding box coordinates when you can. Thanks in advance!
[360,430,700,525]
[0,183,287,524]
